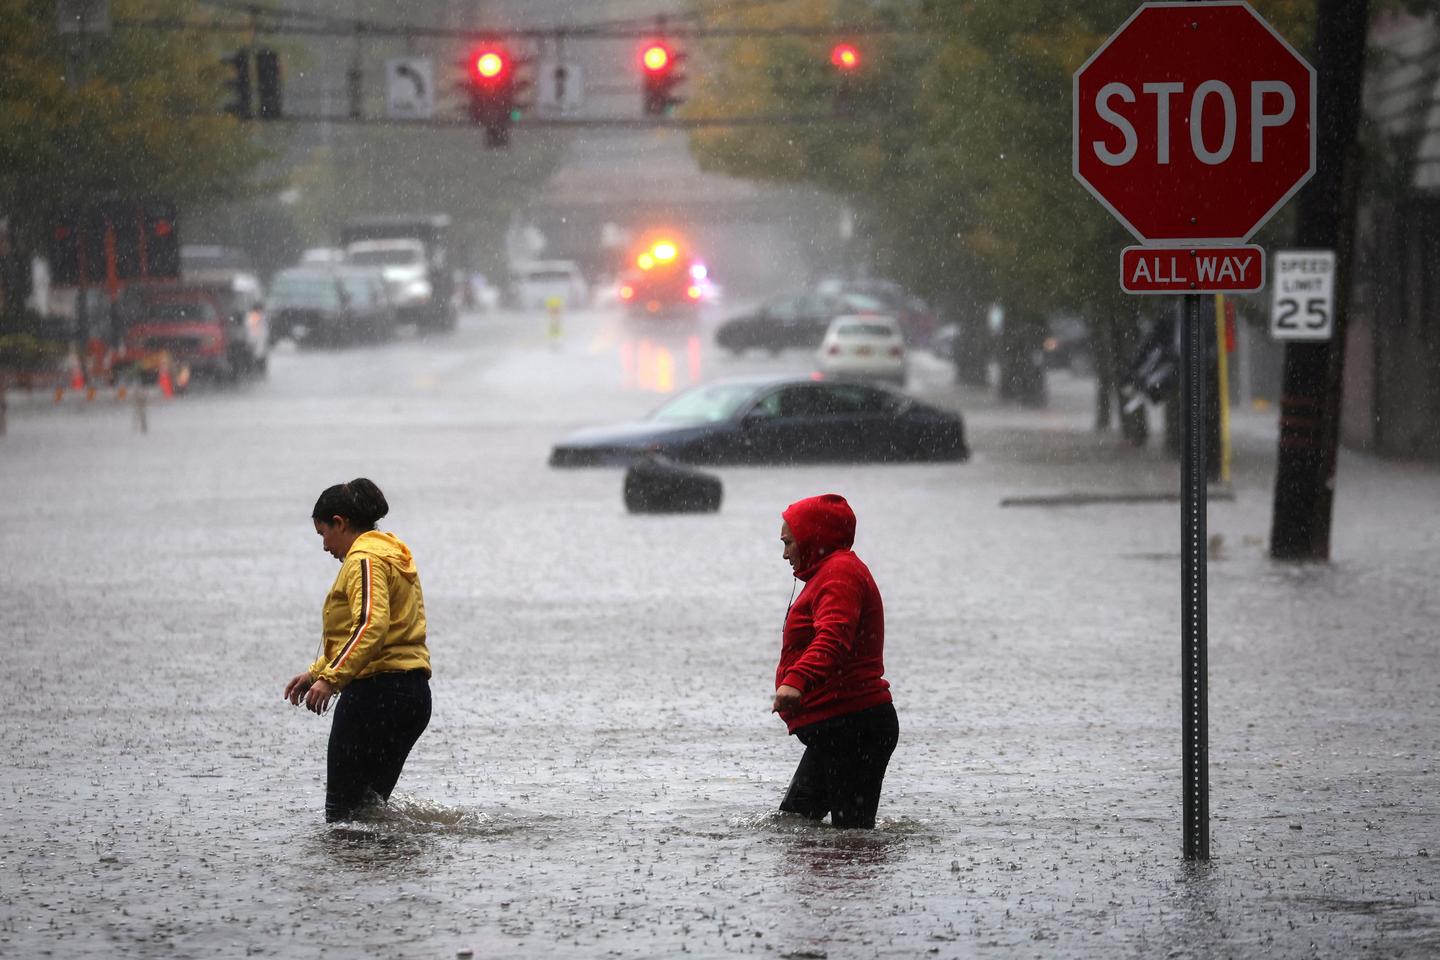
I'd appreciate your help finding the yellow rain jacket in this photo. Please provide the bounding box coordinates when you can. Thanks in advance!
[308,530,431,689]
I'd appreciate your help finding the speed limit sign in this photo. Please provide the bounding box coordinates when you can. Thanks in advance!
[1271,250,1335,340]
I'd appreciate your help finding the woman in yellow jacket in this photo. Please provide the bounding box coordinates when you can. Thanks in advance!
[284,478,432,822]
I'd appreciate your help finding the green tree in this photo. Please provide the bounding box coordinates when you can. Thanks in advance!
[0,0,264,314]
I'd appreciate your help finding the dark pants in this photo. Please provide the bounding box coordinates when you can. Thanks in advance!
[779,702,899,829]
[326,669,431,822]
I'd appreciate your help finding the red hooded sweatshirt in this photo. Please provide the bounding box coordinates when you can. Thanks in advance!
[775,494,892,734]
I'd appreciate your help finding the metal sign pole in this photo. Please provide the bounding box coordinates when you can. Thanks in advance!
[1181,293,1210,861]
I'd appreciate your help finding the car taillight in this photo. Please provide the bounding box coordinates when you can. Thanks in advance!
[686,285,701,300]
[246,310,264,336]
[620,285,635,300]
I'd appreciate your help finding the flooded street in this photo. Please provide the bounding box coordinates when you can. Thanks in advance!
[2,305,1438,958]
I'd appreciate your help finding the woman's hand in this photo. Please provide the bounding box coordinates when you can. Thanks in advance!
[284,672,313,705]
[771,684,802,714]
[304,678,337,715]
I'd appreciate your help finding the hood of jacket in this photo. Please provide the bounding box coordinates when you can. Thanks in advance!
[782,493,856,580]
[346,529,418,582]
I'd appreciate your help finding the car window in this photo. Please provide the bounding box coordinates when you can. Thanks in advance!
[650,382,758,422]
[818,382,904,415]
[765,294,802,321]
[271,274,341,309]
[763,384,827,418]
[141,302,218,324]
[839,293,888,313]
[340,274,376,305]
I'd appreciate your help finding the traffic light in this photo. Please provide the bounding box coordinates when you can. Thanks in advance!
[222,48,252,120]
[142,203,180,280]
[830,43,861,71]
[640,41,685,116]
[465,43,519,147]
[256,48,282,120]
[830,42,862,115]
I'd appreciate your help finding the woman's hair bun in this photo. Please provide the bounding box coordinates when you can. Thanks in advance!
[311,478,389,529]
[346,478,389,526]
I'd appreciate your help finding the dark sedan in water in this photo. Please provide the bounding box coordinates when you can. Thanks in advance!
[549,375,969,467]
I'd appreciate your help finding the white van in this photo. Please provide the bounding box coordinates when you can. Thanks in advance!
[510,260,588,310]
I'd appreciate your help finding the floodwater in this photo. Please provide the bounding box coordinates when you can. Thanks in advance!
[2,306,1438,958]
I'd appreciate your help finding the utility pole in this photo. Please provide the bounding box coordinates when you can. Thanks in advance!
[1269,0,1371,560]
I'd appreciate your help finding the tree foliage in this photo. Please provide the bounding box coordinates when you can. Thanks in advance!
[0,0,264,249]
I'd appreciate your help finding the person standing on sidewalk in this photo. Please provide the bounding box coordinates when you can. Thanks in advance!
[283,478,432,822]
[771,493,899,829]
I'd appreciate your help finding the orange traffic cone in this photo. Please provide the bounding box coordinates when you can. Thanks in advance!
[157,359,175,399]
[69,350,85,391]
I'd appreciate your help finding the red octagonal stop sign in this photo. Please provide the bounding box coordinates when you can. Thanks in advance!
[1073,1,1315,245]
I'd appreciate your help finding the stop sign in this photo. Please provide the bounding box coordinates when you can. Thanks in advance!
[1073,1,1315,244]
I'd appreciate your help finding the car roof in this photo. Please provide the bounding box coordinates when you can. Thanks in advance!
[684,373,905,393]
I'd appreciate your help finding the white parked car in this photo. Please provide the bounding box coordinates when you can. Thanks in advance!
[510,260,589,310]
[816,314,907,384]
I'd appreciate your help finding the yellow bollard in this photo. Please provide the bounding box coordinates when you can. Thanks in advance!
[1213,294,1232,484]
[545,295,564,345]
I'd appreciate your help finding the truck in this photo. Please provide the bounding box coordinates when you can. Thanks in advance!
[339,215,457,332]
[617,233,707,320]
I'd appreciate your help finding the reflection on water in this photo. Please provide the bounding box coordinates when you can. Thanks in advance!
[620,334,705,394]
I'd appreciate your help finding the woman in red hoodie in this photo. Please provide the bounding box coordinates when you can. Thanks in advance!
[772,493,899,829]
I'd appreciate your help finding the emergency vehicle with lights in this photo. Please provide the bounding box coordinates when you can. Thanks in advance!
[618,235,710,318]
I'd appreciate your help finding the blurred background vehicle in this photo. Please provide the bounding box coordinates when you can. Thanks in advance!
[266,264,394,345]
[510,259,589,310]
[345,238,435,327]
[458,270,501,311]
[112,283,266,384]
[299,247,347,266]
[1042,313,1092,373]
[549,374,967,467]
[714,288,889,355]
[178,245,270,377]
[815,277,941,346]
[617,233,707,319]
[340,215,456,333]
[815,314,907,384]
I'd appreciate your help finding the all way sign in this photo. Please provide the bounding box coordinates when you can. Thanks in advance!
[1120,245,1265,294]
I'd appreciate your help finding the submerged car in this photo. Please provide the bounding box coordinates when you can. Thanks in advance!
[549,375,968,467]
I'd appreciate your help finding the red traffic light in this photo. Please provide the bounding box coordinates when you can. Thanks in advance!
[474,49,507,80]
[831,43,860,70]
[642,44,672,73]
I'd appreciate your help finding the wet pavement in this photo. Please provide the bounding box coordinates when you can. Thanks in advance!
[1,305,1437,958]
